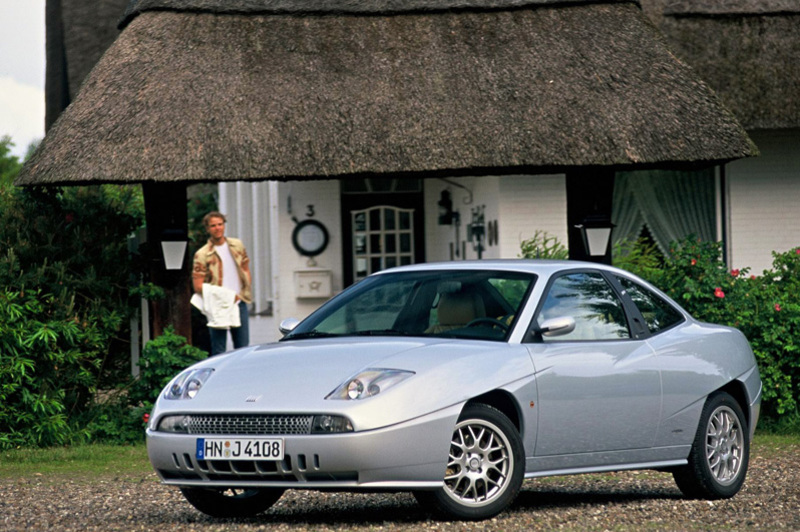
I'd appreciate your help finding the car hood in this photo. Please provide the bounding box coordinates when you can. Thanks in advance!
[153,337,534,430]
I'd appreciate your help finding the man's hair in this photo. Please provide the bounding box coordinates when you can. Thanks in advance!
[203,211,227,227]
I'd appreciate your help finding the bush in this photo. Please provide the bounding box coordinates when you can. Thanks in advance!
[85,327,207,444]
[619,237,800,418]
[0,185,145,448]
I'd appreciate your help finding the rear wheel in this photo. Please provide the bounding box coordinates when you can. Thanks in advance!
[414,404,524,520]
[180,487,284,518]
[673,391,749,499]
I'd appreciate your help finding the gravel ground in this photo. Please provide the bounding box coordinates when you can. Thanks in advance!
[2,442,798,532]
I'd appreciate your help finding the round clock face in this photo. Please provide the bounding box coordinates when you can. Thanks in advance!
[292,219,329,257]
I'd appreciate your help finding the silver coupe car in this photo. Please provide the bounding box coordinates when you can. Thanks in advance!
[147,260,761,520]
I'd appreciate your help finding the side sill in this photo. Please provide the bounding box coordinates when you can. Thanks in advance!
[524,459,687,480]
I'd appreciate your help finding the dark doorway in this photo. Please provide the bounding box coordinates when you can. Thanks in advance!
[341,178,426,287]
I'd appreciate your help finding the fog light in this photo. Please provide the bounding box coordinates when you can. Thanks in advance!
[312,415,354,433]
[157,415,192,433]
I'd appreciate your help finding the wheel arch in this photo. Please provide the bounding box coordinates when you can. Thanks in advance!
[716,380,751,429]
[465,390,522,432]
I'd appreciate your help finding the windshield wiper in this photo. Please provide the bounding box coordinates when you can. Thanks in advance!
[352,329,419,337]
[282,330,341,340]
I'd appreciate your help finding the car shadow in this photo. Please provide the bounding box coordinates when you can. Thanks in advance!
[513,484,684,511]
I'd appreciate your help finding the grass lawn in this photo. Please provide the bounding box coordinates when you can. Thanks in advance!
[1,430,797,480]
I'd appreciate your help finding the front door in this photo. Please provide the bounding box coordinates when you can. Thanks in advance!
[526,270,662,455]
[341,178,425,287]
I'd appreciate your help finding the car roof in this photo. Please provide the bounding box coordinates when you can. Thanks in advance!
[375,259,630,278]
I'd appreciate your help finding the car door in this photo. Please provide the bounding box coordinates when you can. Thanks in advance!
[525,270,662,456]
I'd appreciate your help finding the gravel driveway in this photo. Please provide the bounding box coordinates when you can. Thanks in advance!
[2,441,798,531]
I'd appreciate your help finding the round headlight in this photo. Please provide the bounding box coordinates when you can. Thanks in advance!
[347,379,364,399]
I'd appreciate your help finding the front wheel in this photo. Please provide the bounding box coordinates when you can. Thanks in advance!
[180,487,284,518]
[414,404,524,520]
[673,391,749,499]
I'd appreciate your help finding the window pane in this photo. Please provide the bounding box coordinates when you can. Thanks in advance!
[400,233,411,253]
[369,208,381,230]
[356,258,368,279]
[385,234,396,253]
[370,234,381,253]
[354,212,366,232]
[538,272,630,341]
[617,277,684,333]
[384,209,396,230]
[399,211,411,230]
[355,234,367,254]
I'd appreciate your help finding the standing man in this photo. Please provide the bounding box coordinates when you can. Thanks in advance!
[193,212,252,355]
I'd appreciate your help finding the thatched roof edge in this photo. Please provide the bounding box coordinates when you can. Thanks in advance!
[665,0,800,17]
[120,0,637,28]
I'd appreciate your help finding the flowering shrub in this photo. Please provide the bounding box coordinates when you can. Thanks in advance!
[628,238,800,417]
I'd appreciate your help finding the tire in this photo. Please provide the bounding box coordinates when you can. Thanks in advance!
[180,487,284,518]
[413,404,524,520]
[673,391,749,499]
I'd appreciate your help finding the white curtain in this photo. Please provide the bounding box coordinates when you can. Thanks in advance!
[612,169,716,253]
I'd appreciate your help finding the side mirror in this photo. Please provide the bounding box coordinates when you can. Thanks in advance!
[537,316,576,338]
[279,317,301,336]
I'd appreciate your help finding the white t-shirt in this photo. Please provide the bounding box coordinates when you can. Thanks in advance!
[215,240,242,297]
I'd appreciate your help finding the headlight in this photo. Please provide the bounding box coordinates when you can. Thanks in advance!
[327,368,415,400]
[164,368,214,400]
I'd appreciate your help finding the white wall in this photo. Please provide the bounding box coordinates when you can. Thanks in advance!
[498,174,568,258]
[424,176,500,262]
[727,129,800,274]
[276,180,343,322]
[424,174,568,261]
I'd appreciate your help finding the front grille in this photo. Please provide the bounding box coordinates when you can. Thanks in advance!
[188,414,314,435]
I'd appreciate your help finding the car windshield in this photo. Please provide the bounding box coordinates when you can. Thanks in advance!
[283,270,536,342]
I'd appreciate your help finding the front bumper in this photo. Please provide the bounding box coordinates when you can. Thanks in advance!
[147,404,461,490]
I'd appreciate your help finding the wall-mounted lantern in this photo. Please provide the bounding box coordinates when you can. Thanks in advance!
[575,214,614,259]
[438,190,455,225]
[160,229,188,270]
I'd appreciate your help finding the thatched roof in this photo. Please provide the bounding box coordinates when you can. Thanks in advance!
[18,0,756,186]
[642,0,800,130]
[45,0,130,129]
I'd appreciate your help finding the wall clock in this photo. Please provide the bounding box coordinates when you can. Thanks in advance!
[292,219,329,257]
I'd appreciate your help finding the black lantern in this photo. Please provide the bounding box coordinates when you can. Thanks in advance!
[575,214,614,259]
[438,190,455,225]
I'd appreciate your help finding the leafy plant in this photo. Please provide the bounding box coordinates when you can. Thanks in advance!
[85,327,207,444]
[0,184,145,448]
[519,230,569,260]
[612,237,663,280]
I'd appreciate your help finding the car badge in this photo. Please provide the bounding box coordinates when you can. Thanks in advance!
[245,395,262,403]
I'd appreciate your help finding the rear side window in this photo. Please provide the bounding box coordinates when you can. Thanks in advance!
[617,277,684,334]
[537,272,630,341]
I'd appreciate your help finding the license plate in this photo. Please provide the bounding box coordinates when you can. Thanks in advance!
[196,438,284,461]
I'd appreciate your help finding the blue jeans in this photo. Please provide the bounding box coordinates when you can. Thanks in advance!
[209,301,249,356]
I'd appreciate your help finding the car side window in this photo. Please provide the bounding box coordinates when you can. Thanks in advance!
[617,276,684,334]
[537,272,630,341]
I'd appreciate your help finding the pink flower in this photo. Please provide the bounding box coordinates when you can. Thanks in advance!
[750,275,757,280]
[796,248,800,255]
[143,413,150,424]
[691,259,697,266]
[731,269,740,277]
[714,287,725,299]
[775,304,782,312]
